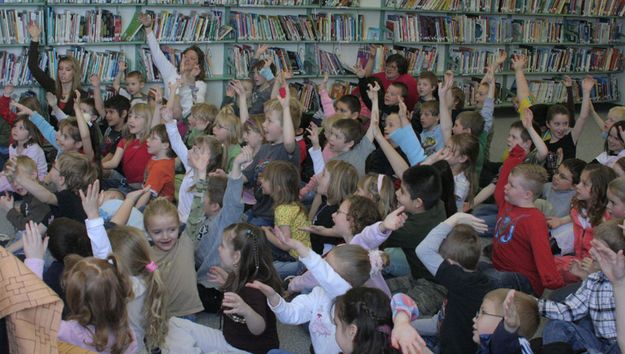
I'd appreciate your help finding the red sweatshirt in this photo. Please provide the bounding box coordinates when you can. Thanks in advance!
[492,145,564,296]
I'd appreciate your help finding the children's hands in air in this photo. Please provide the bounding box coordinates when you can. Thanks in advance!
[79,180,104,220]
[28,22,41,41]
[246,280,281,306]
[495,50,508,67]
[398,96,408,123]
[381,206,407,233]
[139,13,153,29]
[581,75,595,94]
[89,74,101,89]
[503,289,520,333]
[222,292,253,318]
[562,75,573,88]
[23,220,48,260]
[126,185,152,204]
[521,108,534,130]
[277,76,290,108]
[590,238,625,286]
[46,92,58,108]
[306,122,321,149]
[188,144,211,175]
[366,81,381,104]
[354,63,366,79]
[3,85,14,98]
[511,54,527,72]
[447,212,488,234]
[234,145,254,167]
[160,107,174,123]
[11,101,34,116]
[299,224,333,237]
[319,71,329,92]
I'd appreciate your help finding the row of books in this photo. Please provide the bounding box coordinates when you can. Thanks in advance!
[392,44,439,74]
[455,78,502,106]
[317,49,352,75]
[227,45,305,77]
[514,46,623,73]
[528,76,619,103]
[46,8,123,43]
[145,10,232,42]
[386,14,621,44]
[0,49,47,86]
[47,0,142,3]
[385,0,487,11]
[329,79,357,99]
[64,47,124,82]
[497,0,625,16]
[0,10,44,44]
[292,81,319,112]
[230,12,364,42]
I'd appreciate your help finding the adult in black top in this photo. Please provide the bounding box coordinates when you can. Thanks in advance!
[27,23,87,123]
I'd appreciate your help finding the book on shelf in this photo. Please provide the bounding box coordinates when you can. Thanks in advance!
[291,80,319,113]
[523,76,619,104]
[330,79,357,99]
[47,0,142,3]
[146,0,236,4]
[385,0,463,11]
[317,49,356,75]
[510,46,622,73]
[149,9,226,42]
[392,45,439,75]
[449,47,502,74]
[238,0,317,5]
[46,8,123,44]
[0,9,44,44]
[121,9,143,42]
[0,49,47,86]
[497,0,625,16]
[456,77,502,106]
[322,0,359,7]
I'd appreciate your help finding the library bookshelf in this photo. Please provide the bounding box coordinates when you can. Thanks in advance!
[0,0,623,111]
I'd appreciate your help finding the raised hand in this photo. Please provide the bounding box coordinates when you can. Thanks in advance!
[319,71,329,92]
[160,107,174,123]
[582,75,595,94]
[45,92,58,108]
[511,54,527,72]
[233,145,254,167]
[222,292,253,318]
[139,13,153,29]
[3,85,14,98]
[255,44,269,58]
[119,60,127,73]
[521,108,534,130]
[125,185,152,204]
[354,63,366,79]
[89,74,101,88]
[246,280,280,306]
[366,81,381,103]
[11,101,34,116]
[562,75,573,88]
[73,89,82,104]
[503,289,520,333]
[188,144,211,174]
[590,238,625,285]
[381,206,407,233]
[79,180,103,220]
[23,220,48,260]
[495,50,508,67]
[28,22,41,41]
[306,122,321,149]
[398,96,408,122]
[448,212,488,233]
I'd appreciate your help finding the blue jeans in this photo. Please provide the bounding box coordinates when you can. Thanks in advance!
[268,350,295,354]
[273,260,305,280]
[478,262,534,295]
[245,209,273,227]
[543,317,620,354]
[472,204,498,238]
[383,247,410,278]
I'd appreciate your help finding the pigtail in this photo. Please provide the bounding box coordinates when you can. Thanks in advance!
[142,261,169,351]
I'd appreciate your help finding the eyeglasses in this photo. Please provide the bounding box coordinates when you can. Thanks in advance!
[475,309,504,319]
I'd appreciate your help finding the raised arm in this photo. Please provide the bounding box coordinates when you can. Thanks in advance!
[140,14,179,87]
[80,180,112,259]
[46,92,68,121]
[512,54,530,111]
[521,108,548,162]
[563,75,576,123]
[12,102,60,151]
[571,75,594,144]
[73,91,95,161]
[365,81,381,143]
[318,72,336,117]
[89,74,107,120]
[149,87,163,130]
[163,108,189,168]
[27,23,56,92]
[278,77,296,154]
[363,45,377,77]
[113,60,126,94]
[9,163,57,205]
[231,80,250,124]
[438,70,454,144]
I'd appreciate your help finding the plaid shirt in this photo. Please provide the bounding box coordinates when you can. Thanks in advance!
[539,271,616,340]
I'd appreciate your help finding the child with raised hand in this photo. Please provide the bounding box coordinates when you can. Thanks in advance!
[186,102,218,147]
[162,105,224,223]
[259,160,311,278]
[12,100,91,159]
[308,160,359,254]
[184,144,247,313]
[102,103,157,189]
[242,76,300,226]
[22,220,137,353]
[144,197,204,318]
[9,152,97,222]
[474,289,539,353]
[590,237,625,353]
[553,164,616,282]
[541,219,624,353]
[415,212,492,354]
[79,180,168,352]
[212,106,242,172]
[247,229,388,354]
[542,75,593,163]
[113,61,148,107]
[293,196,406,297]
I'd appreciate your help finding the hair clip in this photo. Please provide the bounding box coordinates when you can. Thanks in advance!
[145,261,158,273]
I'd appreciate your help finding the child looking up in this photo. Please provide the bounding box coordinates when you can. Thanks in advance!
[144,198,204,318]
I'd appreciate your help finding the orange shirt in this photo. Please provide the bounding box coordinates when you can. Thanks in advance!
[144,158,175,201]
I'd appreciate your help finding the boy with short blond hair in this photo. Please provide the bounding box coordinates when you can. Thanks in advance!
[489,144,564,296]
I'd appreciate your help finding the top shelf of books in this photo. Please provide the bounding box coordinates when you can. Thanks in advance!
[1,0,623,17]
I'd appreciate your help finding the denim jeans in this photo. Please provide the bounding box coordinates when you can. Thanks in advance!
[472,204,499,238]
[383,247,410,278]
[478,262,534,295]
[273,260,305,280]
[543,317,620,354]
[245,209,273,227]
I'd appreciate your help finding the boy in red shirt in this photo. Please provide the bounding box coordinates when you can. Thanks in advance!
[488,118,565,296]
